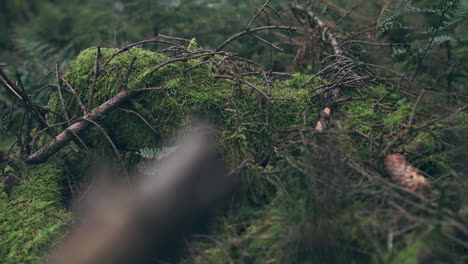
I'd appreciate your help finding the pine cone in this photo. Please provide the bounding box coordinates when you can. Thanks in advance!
[384,154,431,194]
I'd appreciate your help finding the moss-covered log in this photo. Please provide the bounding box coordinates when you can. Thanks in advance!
[2,45,466,263]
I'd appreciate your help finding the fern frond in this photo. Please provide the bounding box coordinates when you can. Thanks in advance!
[138,146,179,160]
[433,34,458,45]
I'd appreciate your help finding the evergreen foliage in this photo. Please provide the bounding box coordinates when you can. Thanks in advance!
[378,0,467,97]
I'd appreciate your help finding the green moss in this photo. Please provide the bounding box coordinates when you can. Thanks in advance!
[0,163,70,264]
[284,73,313,89]
[47,47,318,172]
[340,85,412,135]
[390,241,423,264]
[40,46,466,264]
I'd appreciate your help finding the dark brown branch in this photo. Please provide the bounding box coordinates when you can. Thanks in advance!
[118,107,157,133]
[25,87,166,164]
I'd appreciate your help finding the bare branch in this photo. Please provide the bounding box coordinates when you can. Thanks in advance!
[245,0,273,29]
[216,25,296,51]
[25,87,166,164]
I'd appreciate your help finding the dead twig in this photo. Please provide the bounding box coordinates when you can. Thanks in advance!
[25,87,166,164]
[248,33,284,52]
[216,25,296,52]
[216,74,271,102]
[118,107,157,133]
[81,117,129,180]
[88,47,101,111]
[408,88,426,126]
[148,51,226,76]
[45,65,87,114]
[246,0,273,29]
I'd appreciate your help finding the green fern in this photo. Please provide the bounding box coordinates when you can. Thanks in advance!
[138,146,179,160]
[377,0,466,36]
[433,34,458,45]
[377,0,466,98]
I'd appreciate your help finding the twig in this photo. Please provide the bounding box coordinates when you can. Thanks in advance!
[45,65,87,114]
[320,0,373,22]
[246,0,273,29]
[81,117,129,179]
[248,33,284,51]
[226,159,252,178]
[55,63,71,125]
[216,75,271,102]
[216,25,296,51]
[0,69,51,134]
[25,87,166,164]
[411,0,449,81]
[101,38,161,69]
[118,107,157,133]
[148,51,226,76]
[408,88,425,125]
[0,73,22,99]
[334,4,358,26]
[157,34,191,42]
[292,4,342,55]
[121,56,137,90]
[88,47,101,111]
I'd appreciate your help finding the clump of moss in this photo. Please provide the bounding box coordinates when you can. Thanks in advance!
[47,47,323,203]
[0,162,70,264]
